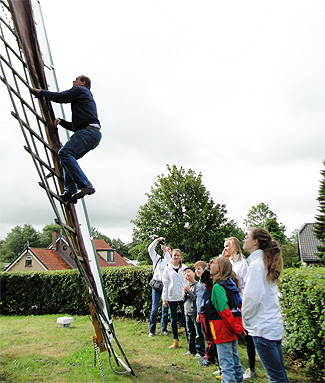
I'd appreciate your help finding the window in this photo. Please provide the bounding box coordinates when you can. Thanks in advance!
[107,250,114,263]
[25,255,32,267]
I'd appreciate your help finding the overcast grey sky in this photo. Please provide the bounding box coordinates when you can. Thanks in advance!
[0,0,324,243]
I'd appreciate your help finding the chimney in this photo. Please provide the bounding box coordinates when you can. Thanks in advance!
[52,231,59,250]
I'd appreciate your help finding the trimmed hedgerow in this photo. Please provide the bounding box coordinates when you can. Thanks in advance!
[0,266,154,318]
[279,267,325,380]
[0,269,88,315]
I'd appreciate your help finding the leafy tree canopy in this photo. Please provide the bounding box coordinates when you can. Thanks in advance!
[0,224,42,262]
[39,223,62,248]
[314,160,325,261]
[130,164,243,264]
[91,227,112,246]
[244,202,287,242]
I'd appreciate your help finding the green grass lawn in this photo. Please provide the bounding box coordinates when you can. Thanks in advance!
[0,315,314,382]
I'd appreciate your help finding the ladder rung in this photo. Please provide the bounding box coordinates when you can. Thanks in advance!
[24,146,61,180]
[13,113,54,152]
[38,181,71,208]
[54,218,76,234]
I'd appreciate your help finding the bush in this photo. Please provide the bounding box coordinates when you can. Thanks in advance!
[279,267,325,380]
[0,270,89,315]
[0,266,153,318]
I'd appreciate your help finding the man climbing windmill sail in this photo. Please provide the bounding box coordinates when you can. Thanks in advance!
[33,75,101,204]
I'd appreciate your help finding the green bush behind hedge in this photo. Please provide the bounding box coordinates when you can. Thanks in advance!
[279,267,325,380]
[1,266,324,378]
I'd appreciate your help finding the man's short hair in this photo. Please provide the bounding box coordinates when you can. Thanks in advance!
[79,75,91,89]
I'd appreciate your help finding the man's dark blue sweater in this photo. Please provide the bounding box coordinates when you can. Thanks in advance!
[41,86,100,131]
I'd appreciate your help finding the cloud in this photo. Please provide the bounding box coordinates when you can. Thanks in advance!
[0,0,324,243]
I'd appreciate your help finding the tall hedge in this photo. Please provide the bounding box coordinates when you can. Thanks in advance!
[0,266,153,318]
[279,267,325,379]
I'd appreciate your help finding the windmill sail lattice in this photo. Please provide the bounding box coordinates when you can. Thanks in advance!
[0,0,134,377]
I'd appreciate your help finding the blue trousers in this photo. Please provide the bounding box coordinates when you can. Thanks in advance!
[149,288,168,334]
[167,300,186,340]
[185,314,205,356]
[58,128,101,194]
[253,337,289,383]
[217,340,243,383]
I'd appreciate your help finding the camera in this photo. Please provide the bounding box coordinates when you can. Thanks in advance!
[158,240,166,245]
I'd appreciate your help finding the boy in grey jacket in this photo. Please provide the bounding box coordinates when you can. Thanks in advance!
[183,268,206,358]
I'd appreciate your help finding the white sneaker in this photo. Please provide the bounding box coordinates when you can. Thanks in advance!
[243,368,257,380]
[212,369,221,376]
[148,333,154,337]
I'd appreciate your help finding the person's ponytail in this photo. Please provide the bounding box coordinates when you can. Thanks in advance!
[251,228,283,282]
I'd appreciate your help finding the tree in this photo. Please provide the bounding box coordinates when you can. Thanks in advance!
[244,203,286,241]
[111,238,132,258]
[130,164,239,264]
[91,227,112,246]
[0,224,42,262]
[265,218,287,244]
[39,223,62,247]
[281,230,300,268]
[314,160,325,261]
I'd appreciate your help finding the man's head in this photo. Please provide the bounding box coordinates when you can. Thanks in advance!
[73,75,91,89]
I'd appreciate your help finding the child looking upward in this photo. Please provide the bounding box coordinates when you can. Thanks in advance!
[183,268,205,358]
[209,257,246,383]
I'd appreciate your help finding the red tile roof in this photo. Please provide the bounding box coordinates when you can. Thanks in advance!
[93,239,130,267]
[93,239,111,249]
[30,248,73,270]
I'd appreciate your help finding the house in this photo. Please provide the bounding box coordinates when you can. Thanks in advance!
[5,232,130,272]
[297,223,323,267]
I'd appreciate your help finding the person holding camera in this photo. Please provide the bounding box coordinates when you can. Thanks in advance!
[162,249,188,349]
[148,237,173,337]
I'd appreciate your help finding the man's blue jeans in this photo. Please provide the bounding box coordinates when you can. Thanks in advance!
[149,288,168,334]
[185,314,205,356]
[253,336,289,383]
[58,128,102,194]
[216,339,243,383]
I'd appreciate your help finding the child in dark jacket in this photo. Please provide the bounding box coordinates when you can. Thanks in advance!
[209,257,246,383]
[194,261,218,367]
[183,268,205,358]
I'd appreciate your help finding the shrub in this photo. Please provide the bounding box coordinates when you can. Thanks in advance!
[0,266,153,318]
[279,267,325,380]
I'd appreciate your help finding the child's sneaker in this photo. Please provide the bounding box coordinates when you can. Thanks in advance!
[243,368,257,380]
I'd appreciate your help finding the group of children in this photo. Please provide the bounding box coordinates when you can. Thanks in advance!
[181,231,289,383]
[183,258,244,381]
[149,229,289,383]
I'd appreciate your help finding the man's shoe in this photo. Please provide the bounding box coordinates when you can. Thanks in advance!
[148,333,154,338]
[60,192,77,204]
[161,331,168,336]
[243,368,257,380]
[72,185,95,200]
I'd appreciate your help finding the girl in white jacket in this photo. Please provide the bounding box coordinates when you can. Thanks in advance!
[162,249,187,349]
[242,228,289,383]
